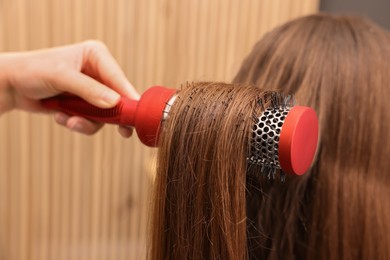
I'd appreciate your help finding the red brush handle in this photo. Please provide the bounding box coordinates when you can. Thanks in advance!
[41,86,177,147]
[41,95,138,126]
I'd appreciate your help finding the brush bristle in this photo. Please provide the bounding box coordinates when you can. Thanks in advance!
[247,92,295,182]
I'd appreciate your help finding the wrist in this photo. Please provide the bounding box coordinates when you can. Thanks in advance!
[0,53,19,113]
[0,53,19,89]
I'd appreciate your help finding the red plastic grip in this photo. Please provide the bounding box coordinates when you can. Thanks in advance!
[41,86,177,147]
[42,94,138,125]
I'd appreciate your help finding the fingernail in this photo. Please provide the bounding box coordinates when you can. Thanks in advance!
[103,91,121,106]
[55,113,69,125]
[127,83,141,99]
[71,122,84,133]
[119,126,133,138]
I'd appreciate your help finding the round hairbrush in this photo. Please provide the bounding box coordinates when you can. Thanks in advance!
[42,86,318,177]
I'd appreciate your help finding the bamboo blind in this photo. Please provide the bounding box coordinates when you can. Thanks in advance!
[0,0,318,259]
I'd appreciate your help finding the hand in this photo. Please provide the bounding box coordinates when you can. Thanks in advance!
[0,40,140,137]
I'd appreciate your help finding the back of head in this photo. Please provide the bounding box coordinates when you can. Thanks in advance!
[234,13,390,259]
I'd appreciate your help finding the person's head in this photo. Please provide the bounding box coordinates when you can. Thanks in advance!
[234,13,390,259]
[150,13,390,260]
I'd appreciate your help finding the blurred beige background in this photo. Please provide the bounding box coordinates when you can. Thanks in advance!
[0,0,318,259]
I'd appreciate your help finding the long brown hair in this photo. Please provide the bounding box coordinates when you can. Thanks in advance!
[234,14,390,259]
[150,82,276,259]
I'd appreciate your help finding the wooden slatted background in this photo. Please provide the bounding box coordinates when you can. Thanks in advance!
[0,0,318,259]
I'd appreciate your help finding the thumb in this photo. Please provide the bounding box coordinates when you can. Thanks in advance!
[52,71,121,108]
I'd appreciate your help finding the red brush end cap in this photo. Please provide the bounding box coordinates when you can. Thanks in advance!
[134,86,176,147]
[278,106,318,175]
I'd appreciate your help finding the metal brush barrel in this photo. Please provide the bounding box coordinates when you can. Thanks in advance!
[249,107,291,168]
[248,106,291,181]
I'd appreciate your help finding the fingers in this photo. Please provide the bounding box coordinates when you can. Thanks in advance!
[54,112,134,138]
[31,40,141,137]
[54,112,104,135]
[118,125,134,138]
[49,41,140,108]
[81,40,140,100]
